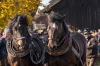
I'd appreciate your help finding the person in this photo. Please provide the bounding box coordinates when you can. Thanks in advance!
[0,28,11,66]
[83,28,98,66]
[0,31,2,38]
[97,29,100,53]
[97,29,100,42]
[77,29,83,35]
[28,28,40,40]
[91,30,97,38]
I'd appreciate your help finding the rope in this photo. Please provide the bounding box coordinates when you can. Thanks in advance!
[7,41,31,57]
[30,42,45,64]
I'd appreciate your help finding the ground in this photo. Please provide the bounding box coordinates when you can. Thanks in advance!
[95,53,100,66]
[0,54,100,66]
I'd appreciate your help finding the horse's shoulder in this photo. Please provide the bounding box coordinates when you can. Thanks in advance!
[70,32,86,48]
[70,32,84,38]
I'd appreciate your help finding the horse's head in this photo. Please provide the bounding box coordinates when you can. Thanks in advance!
[47,11,68,49]
[7,14,29,51]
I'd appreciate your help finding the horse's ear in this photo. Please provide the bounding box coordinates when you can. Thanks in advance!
[59,14,66,21]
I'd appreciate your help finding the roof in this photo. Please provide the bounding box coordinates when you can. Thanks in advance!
[49,0,61,8]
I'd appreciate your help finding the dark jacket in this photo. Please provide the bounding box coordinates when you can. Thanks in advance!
[0,38,7,59]
[86,36,98,58]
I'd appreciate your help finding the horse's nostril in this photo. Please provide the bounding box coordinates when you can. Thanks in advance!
[53,46,56,49]
[19,45,26,51]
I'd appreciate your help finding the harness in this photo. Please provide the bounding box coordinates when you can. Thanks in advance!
[47,21,84,66]
[7,37,45,64]
[47,32,71,56]
[71,37,84,66]
[48,33,84,66]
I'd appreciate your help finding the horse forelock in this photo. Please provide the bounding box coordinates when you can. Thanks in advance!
[49,11,62,22]
[13,15,28,25]
[6,14,28,35]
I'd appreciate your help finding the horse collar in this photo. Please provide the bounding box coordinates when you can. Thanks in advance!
[6,40,31,57]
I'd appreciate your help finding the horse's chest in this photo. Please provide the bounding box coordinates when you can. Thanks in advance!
[8,53,33,66]
[47,52,77,66]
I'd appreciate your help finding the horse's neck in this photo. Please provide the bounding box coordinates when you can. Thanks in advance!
[62,21,69,33]
[61,21,69,37]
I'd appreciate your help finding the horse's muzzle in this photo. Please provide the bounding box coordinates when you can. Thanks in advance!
[18,44,28,51]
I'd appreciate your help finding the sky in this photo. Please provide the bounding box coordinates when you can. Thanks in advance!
[38,0,51,10]
[41,0,51,5]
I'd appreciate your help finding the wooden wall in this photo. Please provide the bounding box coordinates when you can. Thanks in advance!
[50,0,100,30]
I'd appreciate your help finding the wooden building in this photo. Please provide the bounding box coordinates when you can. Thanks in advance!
[35,15,48,27]
[34,14,48,30]
[41,0,100,31]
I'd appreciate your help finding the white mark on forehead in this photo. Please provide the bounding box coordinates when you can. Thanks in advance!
[52,23,56,28]
[19,24,21,27]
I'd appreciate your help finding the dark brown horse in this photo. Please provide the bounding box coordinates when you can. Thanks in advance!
[45,11,86,66]
[6,14,44,66]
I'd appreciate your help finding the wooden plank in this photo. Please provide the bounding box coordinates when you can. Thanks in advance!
[49,0,100,30]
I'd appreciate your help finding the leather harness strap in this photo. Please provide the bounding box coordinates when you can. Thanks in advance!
[71,46,84,66]
[71,35,84,66]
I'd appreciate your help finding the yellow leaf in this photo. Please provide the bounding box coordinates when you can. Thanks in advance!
[0,0,41,30]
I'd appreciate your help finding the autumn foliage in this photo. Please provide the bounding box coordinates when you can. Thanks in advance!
[0,0,41,30]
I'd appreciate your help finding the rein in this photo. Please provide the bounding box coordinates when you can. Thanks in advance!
[56,31,70,47]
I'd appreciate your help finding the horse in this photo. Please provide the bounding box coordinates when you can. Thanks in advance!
[45,11,86,66]
[6,14,45,66]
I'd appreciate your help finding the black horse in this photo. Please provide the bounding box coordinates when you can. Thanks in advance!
[6,14,44,66]
[45,11,86,66]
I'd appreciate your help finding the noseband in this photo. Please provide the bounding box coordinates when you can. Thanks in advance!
[13,36,28,51]
[48,38,59,41]
[17,37,26,40]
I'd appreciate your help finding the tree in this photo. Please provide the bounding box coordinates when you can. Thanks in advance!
[0,0,41,29]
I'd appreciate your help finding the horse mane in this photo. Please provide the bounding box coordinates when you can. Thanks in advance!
[49,11,62,22]
[62,21,69,33]
[49,11,69,32]
[7,14,28,32]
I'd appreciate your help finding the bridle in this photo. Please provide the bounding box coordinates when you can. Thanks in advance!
[11,16,29,51]
[47,20,72,56]
[48,21,70,47]
[16,37,26,40]
[48,21,63,41]
[12,30,29,51]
